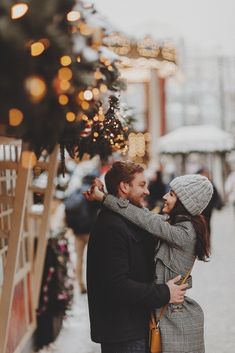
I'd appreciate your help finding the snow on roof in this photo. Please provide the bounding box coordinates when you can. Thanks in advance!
[159,125,234,153]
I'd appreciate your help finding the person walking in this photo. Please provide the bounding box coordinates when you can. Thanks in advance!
[88,166,213,353]
[86,161,187,353]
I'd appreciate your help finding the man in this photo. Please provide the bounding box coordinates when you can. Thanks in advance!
[86,161,187,353]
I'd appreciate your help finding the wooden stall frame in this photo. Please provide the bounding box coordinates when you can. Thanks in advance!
[0,140,59,353]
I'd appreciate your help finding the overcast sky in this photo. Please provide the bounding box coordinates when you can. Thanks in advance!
[93,0,235,55]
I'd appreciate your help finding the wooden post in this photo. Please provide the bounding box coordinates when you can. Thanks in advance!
[0,144,33,353]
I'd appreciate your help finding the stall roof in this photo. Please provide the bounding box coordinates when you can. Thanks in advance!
[159,125,235,154]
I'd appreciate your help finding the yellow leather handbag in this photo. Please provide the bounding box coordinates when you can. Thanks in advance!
[149,313,162,353]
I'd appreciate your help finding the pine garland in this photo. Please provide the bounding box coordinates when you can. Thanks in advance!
[0,1,129,163]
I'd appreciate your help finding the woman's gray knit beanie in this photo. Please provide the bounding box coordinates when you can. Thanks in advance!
[170,174,214,216]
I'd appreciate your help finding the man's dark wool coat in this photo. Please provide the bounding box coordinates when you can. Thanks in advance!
[87,206,170,344]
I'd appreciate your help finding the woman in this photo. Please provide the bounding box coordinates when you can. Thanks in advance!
[87,174,213,353]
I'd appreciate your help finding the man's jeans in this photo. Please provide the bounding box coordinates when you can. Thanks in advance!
[101,338,149,353]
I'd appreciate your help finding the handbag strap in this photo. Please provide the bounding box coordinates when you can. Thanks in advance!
[156,263,195,323]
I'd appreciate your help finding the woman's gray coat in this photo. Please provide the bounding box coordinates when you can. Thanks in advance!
[104,195,205,353]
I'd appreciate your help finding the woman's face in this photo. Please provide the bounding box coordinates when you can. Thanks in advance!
[162,189,177,214]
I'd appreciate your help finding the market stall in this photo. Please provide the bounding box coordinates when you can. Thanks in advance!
[159,124,235,196]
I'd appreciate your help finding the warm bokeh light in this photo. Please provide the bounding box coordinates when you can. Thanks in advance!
[60,56,72,66]
[58,67,73,81]
[98,114,105,121]
[25,76,47,102]
[81,101,89,110]
[67,11,81,22]
[92,88,99,96]
[79,23,93,36]
[82,114,88,121]
[94,71,102,79]
[93,132,99,137]
[84,90,93,101]
[66,112,76,122]
[31,42,45,56]
[9,108,24,126]
[58,95,69,105]
[60,80,71,91]
[11,3,29,19]
[78,91,84,100]
[100,84,108,93]
[76,56,81,63]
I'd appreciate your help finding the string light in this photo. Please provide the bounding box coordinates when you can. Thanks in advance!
[11,3,29,19]
[25,76,47,103]
[31,42,45,56]
[76,56,81,63]
[60,80,70,91]
[81,101,89,110]
[60,56,72,66]
[84,90,93,101]
[94,71,102,79]
[77,91,84,101]
[100,84,107,93]
[79,23,93,36]
[58,67,72,81]
[58,95,69,105]
[67,11,81,22]
[9,108,24,126]
[92,88,99,96]
[82,114,88,121]
[66,112,76,122]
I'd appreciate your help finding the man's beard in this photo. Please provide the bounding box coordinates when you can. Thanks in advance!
[127,194,144,208]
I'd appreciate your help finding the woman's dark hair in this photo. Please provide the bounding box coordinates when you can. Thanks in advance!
[169,198,210,261]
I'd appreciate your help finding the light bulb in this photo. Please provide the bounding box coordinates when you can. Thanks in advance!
[25,76,47,103]
[9,108,24,126]
[11,3,29,19]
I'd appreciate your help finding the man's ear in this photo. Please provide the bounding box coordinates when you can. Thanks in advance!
[119,181,130,195]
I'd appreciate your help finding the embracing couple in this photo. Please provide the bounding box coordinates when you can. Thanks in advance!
[85,161,213,353]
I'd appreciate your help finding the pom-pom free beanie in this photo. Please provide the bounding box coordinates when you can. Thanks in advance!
[170,174,214,216]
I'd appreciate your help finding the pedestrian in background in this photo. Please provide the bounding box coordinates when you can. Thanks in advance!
[64,173,99,294]
[147,169,166,212]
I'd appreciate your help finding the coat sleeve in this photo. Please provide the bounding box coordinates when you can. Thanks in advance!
[103,195,193,247]
[104,223,170,309]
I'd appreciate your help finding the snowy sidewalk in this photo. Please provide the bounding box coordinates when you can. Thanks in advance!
[41,205,235,353]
